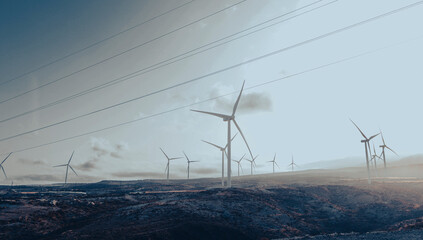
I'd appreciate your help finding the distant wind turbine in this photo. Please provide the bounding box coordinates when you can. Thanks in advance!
[183,152,198,179]
[232,154,245,177]
[288,155,298,172]
[268,153,279,174]
[245,155,258,175]
[379,130,398,169]
[202,133,237,186]
[0,152,13,179]
[192,81,253,188]
[53,151,78,185]
[160,148,182,181]
[350,119,379,184]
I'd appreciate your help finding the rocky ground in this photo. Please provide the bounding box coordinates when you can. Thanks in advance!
[1,173,423,239]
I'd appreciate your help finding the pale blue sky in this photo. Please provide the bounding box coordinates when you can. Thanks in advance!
[0,0,422,184]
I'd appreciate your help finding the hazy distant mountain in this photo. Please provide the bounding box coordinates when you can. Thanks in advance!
[302,157,364,170]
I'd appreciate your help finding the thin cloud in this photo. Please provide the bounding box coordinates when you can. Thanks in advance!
[213,90,273,114]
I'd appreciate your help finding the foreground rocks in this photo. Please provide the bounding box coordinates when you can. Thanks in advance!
[1,179,423,239]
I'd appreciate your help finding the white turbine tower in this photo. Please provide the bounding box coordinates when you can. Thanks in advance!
[350,120,379,184]
[202,133,237,186]
[0,152,13,179]
[183,152,198,179]
[379,130,398,169]
[192,81,253,188]
[232,154,245,177]
[245,155,258,175]
[288,155,298,172]
[160,148,182,181]
[268,153,279,174]
[53,151,78,185]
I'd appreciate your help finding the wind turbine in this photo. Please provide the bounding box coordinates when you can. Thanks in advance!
[232,154,245,177]
[268,153,279,174]
[245,155,258,175]
[183,152,198,179]
[350,120,379,184]
[53,151,78,185]
[288,155,298,172]
[160,148,182,180]
[192,81,253,188]
[0,152,13,179]
[379,130,398,169]
[202,133,237,186]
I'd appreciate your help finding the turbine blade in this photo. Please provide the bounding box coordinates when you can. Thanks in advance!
[225,133,238,149]
[239,153,246,162]
[368,133,380,141]
[69,165,78,176]
[275,162,280,168]
[380,129,386,145]
[1,152,13,165]
[68,151,75,164]
[191,109,229,119]
[53,164,67,167]
[232,80,245,116]
[202,140,222,150]
[233,119,253,160]
[273,153,276,162]
[170,157,183,160]
[183,151,189,162]
[240,164,244,173]
[350,119,367,139]
[160,148,170,160]
[385,146,399,156]
[1,166,7,179]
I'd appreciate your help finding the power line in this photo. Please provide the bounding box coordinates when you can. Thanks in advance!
[2,36,417,155]
[0,0,247,105]
[0,0,195,87]
[1,0,421,143]
[0,0,334,123]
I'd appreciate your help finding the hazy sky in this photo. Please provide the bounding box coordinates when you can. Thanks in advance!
[0,0,422,184]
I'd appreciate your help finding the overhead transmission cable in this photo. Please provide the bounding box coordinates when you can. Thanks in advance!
[0,0,195,87]
[0,0,334,123]
[2,35,420,155]
[0,0,247,105]
[0,0,421,143]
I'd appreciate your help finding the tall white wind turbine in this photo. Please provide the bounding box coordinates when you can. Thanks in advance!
[288,155,298,172]
[192,81,253,188]
[350,120,379,184]
[160,148,182,180]
[183,152,198,179]
[232,154,245,177]
[245,155,258,175]
[0,152,13,179]
[53,151,78,185]
[202,133,237,186]
[268,153,279,174]
[379,130,398,169]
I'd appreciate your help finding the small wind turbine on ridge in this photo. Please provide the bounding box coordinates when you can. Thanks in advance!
[202,133,237,186]
[288,154,298,172]
[268,153,279,174]
[160,148,183,181]
[0,152,13,179]
[379,130,398,169]
[53,151,78,185]
[350,119,379,184]
[232,153,245,177]
[183,151,198,179]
